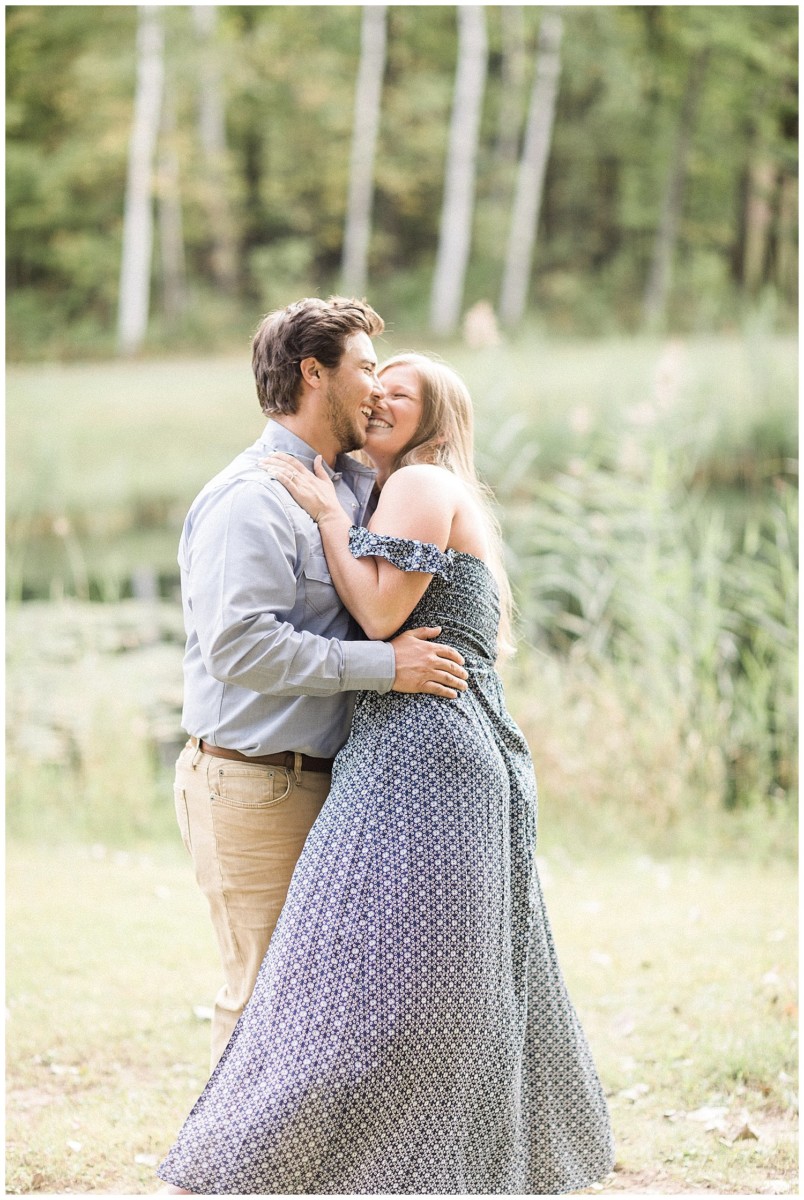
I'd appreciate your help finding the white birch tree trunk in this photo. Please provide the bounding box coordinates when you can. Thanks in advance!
[498,10,562,329]
[341,5,387,297]
[429,5,488,337]
[117,5,165,356]
[193,4,237,293]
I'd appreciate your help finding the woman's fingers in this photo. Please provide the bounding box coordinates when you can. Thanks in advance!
[257,451,301,472]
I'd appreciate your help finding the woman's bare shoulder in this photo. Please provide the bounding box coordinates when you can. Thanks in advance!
[383,463,461,495]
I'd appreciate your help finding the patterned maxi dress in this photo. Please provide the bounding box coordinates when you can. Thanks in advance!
[158,530,615,1195]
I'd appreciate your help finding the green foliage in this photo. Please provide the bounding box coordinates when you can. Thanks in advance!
[5,4,797,357]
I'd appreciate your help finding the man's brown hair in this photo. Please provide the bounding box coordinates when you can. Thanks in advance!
[252,296,384,416]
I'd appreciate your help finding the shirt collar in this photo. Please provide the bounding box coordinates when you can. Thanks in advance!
[258,421,377,483]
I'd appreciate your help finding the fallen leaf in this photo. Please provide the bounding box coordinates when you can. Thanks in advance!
[590,950,612,968]
[619,1082,650,1102]
[611,1012,636,1038]
[687,1105,728,1126]
[66,1139,82,1152]
[193,1005,214,1022]
[50,1063,79,1076]
[731,1122,760,1142]
[134,1153,159,1166]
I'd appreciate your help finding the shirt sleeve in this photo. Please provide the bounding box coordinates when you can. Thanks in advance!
[186,478,395,697]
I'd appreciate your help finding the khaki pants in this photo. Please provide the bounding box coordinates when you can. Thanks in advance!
[173,739,330,1071]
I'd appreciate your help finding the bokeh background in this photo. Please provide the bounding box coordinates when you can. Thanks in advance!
[6,4,798,1195]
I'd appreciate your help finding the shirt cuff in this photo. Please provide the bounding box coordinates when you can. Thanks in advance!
[342,640,396,693]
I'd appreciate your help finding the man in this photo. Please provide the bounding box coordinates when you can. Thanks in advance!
[175,296,468,1069]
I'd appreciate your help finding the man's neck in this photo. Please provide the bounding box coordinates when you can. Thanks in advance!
[271,414,340,467]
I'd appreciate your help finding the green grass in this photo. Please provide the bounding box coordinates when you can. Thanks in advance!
[6,842,219,1195]
[7,333,796,524]
[5,842,798,1195]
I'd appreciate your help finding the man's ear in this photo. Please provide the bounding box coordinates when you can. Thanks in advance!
[299,356,323,388]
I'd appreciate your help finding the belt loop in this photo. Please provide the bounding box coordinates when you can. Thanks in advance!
[191,737,203,768]
[293,752,303,785]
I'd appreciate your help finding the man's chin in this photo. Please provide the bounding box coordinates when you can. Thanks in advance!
[340,430,367,453]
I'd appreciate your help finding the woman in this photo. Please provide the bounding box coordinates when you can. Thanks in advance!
[158,354,614,1194]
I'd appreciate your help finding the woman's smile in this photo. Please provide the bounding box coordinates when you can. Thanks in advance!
[366,364,423,460]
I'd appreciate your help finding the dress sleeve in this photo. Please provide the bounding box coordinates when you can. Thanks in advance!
[349,526,453,580]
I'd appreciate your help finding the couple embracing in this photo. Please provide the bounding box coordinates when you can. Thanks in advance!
[158,296,613,1194]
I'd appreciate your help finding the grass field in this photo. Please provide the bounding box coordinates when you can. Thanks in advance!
[5,842,798,1195]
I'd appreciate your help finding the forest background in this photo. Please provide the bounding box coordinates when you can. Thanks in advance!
[5,3,799,1196]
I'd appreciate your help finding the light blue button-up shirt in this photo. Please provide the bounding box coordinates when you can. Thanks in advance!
[179,423,395,757]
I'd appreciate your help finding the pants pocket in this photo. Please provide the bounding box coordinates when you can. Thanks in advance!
[173,785,192,855]
[210,762,293,809]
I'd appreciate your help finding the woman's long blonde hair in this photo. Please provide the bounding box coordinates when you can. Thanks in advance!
[377,353,515,659]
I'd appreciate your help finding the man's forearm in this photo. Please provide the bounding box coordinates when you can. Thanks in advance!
[199,609,394,697]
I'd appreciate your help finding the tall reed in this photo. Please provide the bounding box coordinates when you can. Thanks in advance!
[482,414,797,817]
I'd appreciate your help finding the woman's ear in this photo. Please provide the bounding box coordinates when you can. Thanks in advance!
[299,356,322,388]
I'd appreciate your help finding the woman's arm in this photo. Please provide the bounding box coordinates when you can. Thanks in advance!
[261,454,457,639]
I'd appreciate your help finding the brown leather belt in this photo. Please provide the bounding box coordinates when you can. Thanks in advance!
[191,737,334,774]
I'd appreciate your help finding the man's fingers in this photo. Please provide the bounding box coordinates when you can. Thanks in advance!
[436,673,468,690]
[405,627,466,667]
[421,682,460,699]
[432,645,465,665]
[437,659,469,679]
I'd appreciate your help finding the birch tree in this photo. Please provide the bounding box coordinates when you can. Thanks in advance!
[193,4,237,293]
[341,5,387,296]
[498,10,562,328]
[117,5,164,355]
[429,5,488,337]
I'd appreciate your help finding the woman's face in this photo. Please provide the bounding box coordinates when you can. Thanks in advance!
[366,364,424,462]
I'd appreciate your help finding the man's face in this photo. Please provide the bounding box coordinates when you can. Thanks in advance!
[323,332,381,453]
